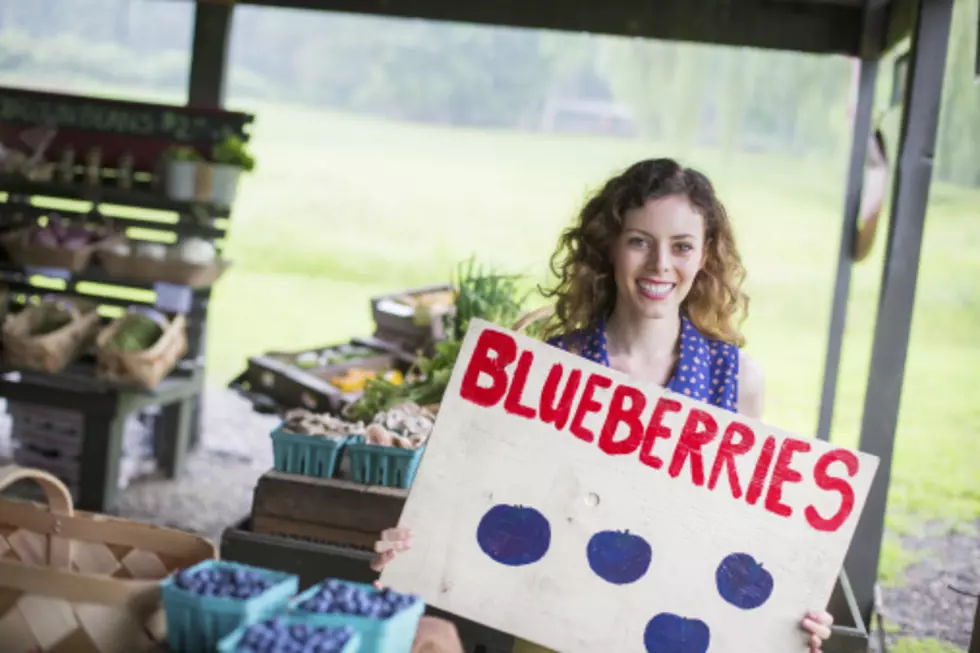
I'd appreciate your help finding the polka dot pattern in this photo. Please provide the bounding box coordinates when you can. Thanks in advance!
[547,315,740,413]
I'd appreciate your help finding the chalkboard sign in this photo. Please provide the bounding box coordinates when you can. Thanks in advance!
[0,87,253,144]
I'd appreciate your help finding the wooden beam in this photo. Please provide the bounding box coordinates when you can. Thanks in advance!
[188,1,234,108]
[232,0,867,55]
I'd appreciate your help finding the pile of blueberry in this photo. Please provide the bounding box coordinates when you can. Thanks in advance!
[234,619,356,653]
[296,579,418,619]
[174,565,277,600]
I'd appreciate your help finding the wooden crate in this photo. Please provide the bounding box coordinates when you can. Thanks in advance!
[371,283,454,355]
[241,337,417,414]
[251,470,407,549]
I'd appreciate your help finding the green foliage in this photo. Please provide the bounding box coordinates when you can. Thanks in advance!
[165,145,201,162]
[213,136,256,172]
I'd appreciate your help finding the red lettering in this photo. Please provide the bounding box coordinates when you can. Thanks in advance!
[503,350,536,419]
[707,422,756,499]
[805,449,860,532]
[746,436,776,505]
[459,329,516,407]
[764,438,811,517]
[667,409,719,486]
[598,385,647,455]
[640,397,682,469]
[539,364,582,431]
[569,373,613,443]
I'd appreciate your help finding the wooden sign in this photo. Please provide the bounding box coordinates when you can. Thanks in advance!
[381,319,879,653]
[0,87,252,143]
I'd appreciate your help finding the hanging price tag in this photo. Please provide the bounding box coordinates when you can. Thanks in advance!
[153,282,192,314]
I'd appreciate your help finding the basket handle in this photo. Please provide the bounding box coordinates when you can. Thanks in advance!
[0,464,75,570]
[512,305,553,334]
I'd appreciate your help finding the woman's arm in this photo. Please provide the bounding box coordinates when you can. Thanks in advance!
[737,351,765,420]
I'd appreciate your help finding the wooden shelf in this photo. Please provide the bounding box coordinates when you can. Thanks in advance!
[0,175,230,217]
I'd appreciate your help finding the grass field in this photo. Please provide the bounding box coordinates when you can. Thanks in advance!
[206,99,979,579]
[7,75,980,591]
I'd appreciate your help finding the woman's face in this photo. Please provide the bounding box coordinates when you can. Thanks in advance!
[610,194,706,321]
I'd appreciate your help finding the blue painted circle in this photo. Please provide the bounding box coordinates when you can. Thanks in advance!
[715,552,774,610]
[476,505,551,567]
[643,613,711,653]
[586,529,652,585]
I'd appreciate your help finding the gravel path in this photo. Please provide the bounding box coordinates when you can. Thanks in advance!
[1,389,976,649]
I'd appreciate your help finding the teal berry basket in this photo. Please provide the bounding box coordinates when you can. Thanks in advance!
[217,616,362,653]
[271,424,348,479]
[161,560,299,653]
[345,436,424,489]
[288,579,425,653]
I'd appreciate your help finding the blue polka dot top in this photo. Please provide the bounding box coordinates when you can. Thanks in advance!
[546,314,740,413]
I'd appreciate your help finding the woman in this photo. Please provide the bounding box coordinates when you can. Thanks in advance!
[372,159,835,652]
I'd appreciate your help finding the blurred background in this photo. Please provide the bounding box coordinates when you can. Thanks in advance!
[0,0,977,650]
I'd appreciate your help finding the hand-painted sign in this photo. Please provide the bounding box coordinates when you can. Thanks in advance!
[381,319,879,653]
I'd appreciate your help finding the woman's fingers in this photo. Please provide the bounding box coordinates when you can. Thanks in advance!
[809,633,822,652]
[370,549,395,572]
[374,528,413,553]
[801,616,832,641]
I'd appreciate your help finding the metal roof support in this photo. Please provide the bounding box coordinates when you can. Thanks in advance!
[843,0,955,628]
[815,56,878,444]
[188,0,235,108]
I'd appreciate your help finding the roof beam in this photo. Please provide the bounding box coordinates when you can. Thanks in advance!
[231,0,867,56]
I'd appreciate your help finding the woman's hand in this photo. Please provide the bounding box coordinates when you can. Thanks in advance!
[370,527,413,573]
[801,611,834,652]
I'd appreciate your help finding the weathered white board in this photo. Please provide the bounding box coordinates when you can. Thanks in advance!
[381,318,879,653]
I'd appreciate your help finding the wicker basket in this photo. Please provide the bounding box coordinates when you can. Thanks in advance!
[96,312,188,389]
[1,228,122,274]
[100,251,230,289]
[0,464,217,652]
[2,298,102,373]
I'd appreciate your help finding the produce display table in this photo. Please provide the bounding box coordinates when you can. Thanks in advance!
[220,517,516,653]
[0,363,203,511]
[0,86,254,512]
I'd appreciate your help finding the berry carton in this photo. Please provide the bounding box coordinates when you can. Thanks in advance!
[218,616,361,653]
[288,579,424,653]
[161,560,299,652]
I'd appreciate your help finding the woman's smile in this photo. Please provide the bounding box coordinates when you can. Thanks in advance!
[636,278,675,301]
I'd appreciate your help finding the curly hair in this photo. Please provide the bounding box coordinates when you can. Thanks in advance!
[539,158,749,347]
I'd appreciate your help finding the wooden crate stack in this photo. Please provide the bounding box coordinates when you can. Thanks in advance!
[250,470,407,550]
[6,401,153,501]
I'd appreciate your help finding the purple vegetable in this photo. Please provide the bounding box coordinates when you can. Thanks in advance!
[32,228,59,249]
[61,234,90,250]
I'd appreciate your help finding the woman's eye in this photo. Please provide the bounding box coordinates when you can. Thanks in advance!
[675,243,693,253]
[628,237,648,248]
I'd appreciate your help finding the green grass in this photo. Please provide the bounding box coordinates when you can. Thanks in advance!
[6,75,979,595]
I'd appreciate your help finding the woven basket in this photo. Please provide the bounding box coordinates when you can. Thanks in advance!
[2,298,102,374]
[0,465,217,652]
[1,228,122,274]
[95,312,188,389]
[100,251,231,289]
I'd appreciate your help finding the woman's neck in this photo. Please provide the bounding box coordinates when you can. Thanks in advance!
[604,305,682,361]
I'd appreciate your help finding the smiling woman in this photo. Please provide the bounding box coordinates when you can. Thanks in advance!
[372,159,835,653]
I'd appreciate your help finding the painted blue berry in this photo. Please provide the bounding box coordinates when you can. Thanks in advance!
[586,529,652,585]
[476,504,551,566]
[715,552,774,610]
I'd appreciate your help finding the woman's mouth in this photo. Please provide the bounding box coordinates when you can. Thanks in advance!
[637,280,675,301]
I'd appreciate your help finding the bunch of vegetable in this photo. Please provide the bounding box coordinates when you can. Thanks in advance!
[28,214,112,250]
[281,408,366,440]
[104,237,218,266]
[107,307,168,352]
[345,258,530,421]
[294,343,376,370]
[359,402,435,450]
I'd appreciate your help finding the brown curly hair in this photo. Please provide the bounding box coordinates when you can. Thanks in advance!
[539,158,749,347]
